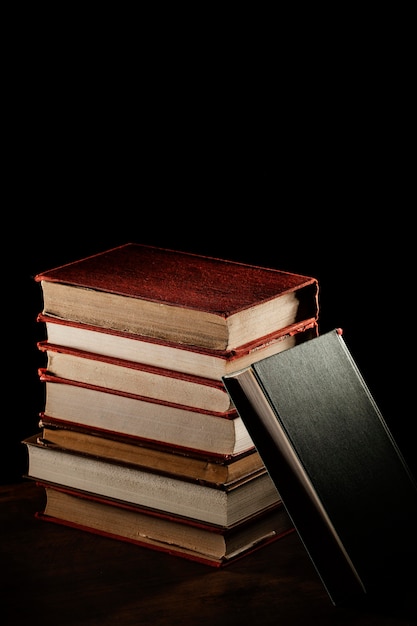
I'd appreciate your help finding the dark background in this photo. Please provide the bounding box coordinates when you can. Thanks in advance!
[5,26,414,486]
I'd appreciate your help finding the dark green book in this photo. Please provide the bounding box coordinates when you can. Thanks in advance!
[223,329,417,606]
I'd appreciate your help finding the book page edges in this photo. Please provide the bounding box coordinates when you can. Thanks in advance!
[37,313,318,359]
[35,510,292,567]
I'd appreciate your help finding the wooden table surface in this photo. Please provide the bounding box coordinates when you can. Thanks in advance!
[1,481,416,626]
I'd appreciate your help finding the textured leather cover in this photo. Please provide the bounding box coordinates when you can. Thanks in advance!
[35,242,318,313]
[34,243,319,351]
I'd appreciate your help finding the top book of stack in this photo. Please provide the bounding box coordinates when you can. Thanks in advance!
[35,243,319,352]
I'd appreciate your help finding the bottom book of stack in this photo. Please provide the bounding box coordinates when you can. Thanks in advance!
[36,483,294,566]
[23,434,294,566]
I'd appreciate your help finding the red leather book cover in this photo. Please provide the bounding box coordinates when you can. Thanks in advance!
[35,242,318,314]
[35,243,319,351]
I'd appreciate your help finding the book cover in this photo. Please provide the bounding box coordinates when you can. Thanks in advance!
[35,482,294,567]
[35,243,319,351]
[222,329,417,605]
[39,372,253,457]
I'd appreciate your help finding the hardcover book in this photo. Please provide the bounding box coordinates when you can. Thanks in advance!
[37,313,318,381]
[23,435,281,527]
[35,243,319,351]
[37,424,265,487]
[35,483,294,567]
[38,341,234,413]
[39,372,253,457]
[222,329,417,605]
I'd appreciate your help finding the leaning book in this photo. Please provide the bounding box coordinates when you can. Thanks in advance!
[222,328,417,606]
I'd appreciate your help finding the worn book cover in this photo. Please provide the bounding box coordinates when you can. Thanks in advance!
[35,243,319,351]
[223,329,417,605]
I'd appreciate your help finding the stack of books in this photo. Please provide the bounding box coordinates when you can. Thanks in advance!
[24,243,319,566]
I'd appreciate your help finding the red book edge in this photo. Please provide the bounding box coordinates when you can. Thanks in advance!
[38,341,227,390]
[36,313,318,359]
[35,512,294,567]
[38,416,257,463]
[38,369,238,419]
[33,481,294,568]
